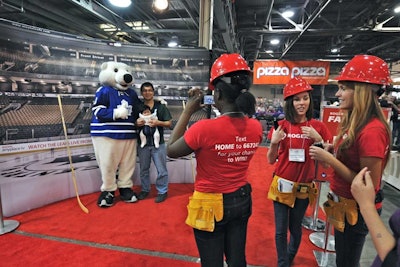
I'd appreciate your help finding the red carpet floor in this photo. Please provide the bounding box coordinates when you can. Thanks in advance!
[1,147,325,266]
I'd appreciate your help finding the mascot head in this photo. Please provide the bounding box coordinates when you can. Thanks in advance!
[99,62,134,91]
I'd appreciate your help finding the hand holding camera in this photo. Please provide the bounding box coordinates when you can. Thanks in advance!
[185,87,204,114]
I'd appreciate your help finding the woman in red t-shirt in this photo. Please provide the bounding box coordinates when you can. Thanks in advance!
[167,53,263,267]
[267,76,332,267]
[309,55,392,267]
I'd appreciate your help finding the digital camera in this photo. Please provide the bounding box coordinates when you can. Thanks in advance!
[203,95,215,105]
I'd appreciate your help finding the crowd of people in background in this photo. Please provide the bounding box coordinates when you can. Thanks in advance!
[380,93,400,147]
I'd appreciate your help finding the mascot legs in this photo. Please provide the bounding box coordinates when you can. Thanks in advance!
[117,139,138,203]
[92,137,138,207]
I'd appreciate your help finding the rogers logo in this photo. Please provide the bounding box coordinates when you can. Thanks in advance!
[256,66,327,79]
[286,133,309,139]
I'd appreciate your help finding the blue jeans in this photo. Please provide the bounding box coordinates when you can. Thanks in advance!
[273,198,309,267]
[193,184,252,267]
[137,143,168,194]
[334,208,381,267]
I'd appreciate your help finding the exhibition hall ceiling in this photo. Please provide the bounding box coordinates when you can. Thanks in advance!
[0,0,399,78]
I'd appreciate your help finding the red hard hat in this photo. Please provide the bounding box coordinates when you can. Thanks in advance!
[209,53,251,90]
[283,76,313,100]
[335,55,392,85]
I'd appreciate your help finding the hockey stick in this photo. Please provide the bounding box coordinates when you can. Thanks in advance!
[57,95,89,214]
[182,100,196,182]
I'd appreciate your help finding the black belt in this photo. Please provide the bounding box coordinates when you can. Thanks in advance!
[375,189,384,204]
[223,183,252,198]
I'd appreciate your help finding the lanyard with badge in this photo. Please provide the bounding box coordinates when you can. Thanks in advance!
[288,123,306,162]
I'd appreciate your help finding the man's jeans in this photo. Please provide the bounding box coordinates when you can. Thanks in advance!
[273,198,309,267]
[137,143,168,194]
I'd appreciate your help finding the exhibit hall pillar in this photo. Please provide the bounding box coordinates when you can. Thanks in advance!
[320,84,325,118]
[199,0,213,50]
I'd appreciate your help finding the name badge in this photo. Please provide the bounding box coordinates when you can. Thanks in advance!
[289,148,305,162]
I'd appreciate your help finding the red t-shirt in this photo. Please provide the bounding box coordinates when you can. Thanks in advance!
[268,119,332,183]
[184,115,263,193]
[331,118,390,199]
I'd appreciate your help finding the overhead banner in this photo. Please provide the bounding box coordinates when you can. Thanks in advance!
[253,60,330,85]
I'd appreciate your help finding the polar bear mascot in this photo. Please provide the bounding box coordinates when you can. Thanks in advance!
[90,61,141,207]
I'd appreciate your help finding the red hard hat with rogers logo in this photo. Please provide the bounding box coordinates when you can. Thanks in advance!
[335,55,392,85]
[283,76,313,100]
[209,53,251,90]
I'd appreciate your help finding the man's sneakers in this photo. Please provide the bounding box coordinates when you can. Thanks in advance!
[97,191,115,207]
[137,191,149,200]
[155,192,167,203]
[138,191,167,202]
[119,188,138,203]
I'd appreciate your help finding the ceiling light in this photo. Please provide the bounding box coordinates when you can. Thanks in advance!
[395,6,400,13]
[282,10,294,18]
[265,50,273,53]
[330,48,339,53]
[270,39,280,45]
[168,36,178,47]
[153,0,169,13]
[109,0,132,8]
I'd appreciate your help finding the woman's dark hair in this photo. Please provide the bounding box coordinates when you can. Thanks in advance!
[284,92,314,124]
[214,70,256,116]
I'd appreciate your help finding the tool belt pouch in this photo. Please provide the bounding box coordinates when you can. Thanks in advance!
[295,182,317,203]
[307,182,318,206]
[185,191,223,232]
[342,197,358,226]
[323,198,345,232]
[268,175,296,208]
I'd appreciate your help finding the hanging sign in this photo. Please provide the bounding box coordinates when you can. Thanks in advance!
[321,106,391,143]
[253,60,330,85]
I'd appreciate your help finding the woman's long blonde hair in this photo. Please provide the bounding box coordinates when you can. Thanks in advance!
[335,82,391,167]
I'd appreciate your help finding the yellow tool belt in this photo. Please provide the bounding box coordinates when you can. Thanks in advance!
[323,192,358,232]
[185,191,223,232]
[268,175,318,208]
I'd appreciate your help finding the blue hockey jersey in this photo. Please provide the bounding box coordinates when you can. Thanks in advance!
[90,85,141,139]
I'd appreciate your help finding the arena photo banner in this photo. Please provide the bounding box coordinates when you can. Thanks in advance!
[253,60,330,85]
[0,19,209,217]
